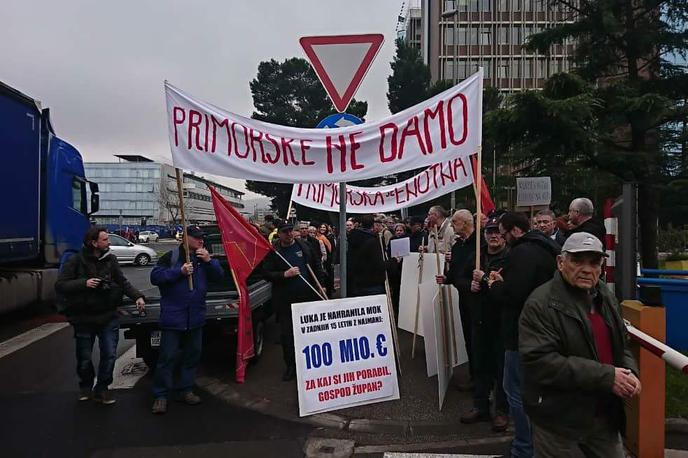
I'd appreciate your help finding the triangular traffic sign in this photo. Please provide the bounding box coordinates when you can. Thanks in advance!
[299,34,384,113]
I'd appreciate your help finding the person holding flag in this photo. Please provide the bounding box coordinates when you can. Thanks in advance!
[262,221,326,381]
[150,225,224,415]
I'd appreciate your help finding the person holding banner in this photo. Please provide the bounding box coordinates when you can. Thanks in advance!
[426,206,456,255]
[262,221,325,381]
[519,233,639,458]
[441,217,510,431]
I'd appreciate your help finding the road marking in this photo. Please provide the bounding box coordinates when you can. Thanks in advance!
[0,322,70,360]
[110,344,149,390]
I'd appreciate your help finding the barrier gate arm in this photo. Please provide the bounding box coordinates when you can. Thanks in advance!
[624,319,688,375]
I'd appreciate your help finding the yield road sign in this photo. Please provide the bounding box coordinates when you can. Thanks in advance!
[299,34,384,113]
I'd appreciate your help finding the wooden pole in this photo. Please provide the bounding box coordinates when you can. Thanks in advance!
[411,236,425,359]
[379,234,402,375]
[306,264,329,300]
[474,147,483,271]
[432,227,450,369]
[286,197,294,222]
[175,168,193,291]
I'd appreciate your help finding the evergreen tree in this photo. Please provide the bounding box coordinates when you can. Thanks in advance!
[510,0,688,267]
[387,39,431,114]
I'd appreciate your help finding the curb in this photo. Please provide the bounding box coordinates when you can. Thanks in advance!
[667,418,688,434]
[196,375,512,441]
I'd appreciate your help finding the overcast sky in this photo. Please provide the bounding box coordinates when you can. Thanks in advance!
[1,0,404,198]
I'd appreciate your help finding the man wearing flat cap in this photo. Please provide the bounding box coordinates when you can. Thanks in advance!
[519,232,640,457]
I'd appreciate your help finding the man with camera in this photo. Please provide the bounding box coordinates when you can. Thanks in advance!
[56,227,145,405]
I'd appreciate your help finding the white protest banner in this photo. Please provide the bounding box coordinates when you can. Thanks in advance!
[290,157,474,213]
[165,70,483,183]
[516,177,552,207]
[292,294,399,417]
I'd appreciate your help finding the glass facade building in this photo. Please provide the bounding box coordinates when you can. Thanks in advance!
[85,155,243,228]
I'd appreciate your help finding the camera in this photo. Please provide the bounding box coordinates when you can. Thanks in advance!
[96,278,112,290]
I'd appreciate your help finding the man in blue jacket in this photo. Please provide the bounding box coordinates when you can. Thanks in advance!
[150,225,224,414]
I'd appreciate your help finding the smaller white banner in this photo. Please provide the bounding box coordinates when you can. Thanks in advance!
[390,237,410,258]
[516,177,552,207]
[292,295,399,417]
[290,157,474,214]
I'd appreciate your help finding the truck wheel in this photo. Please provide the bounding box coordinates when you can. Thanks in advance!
[136,333,159,371]
[135,254,151,266]
[250,320,265,365]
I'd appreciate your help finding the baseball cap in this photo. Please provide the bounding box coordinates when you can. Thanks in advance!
[484,217,500,230]
[277,221,294,232]
[562,232,608,257]
[186,225,205,238]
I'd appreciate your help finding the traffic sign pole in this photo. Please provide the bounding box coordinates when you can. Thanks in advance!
[339,182,347,298]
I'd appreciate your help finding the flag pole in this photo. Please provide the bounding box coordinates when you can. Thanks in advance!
[175,168,193,291]
[432,227,450,370]
[379,233,402,375]
[474,146,483,271]
[411,235,425,359]
[306,264,329,300]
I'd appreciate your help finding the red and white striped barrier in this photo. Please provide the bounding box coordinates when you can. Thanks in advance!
[625,320,688,374]
[603,198,617,292]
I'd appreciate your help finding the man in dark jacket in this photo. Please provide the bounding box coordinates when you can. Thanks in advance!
[262,221,325,381]
[519,233,640,457]
[56,227,145,405]
[150,225,224,414]
[481,212,560,458]
[437,209,477,383]
[347,214,387,296]
[566,198,606,247]
[438,216,510,431]
[408,216,427,253]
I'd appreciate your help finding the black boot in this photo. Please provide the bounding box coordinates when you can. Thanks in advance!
[281,366,296,382]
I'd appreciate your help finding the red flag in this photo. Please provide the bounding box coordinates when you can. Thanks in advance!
[470,154,496,216]
[210,186,272,383]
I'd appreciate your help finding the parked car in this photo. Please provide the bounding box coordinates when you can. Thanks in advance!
[107,234,158,265]
[119,224,272,369]
[138,230,159,243]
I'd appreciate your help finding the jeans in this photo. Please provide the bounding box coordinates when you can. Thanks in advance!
[152,327,203,399]
[504,350,533,458]
[73,317,120,393]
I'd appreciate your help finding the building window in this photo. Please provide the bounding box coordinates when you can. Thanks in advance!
[511,27,522,45]
[480,28,492,45]
[523,0,533,11]
[511,59,522,78]
[444,0,456,12]
[523,59,533,78]
[498,62,509,78]
[483,61,492,78]
[498,27,509,44]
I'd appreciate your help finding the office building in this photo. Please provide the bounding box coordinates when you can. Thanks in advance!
[403,0,576,92]
[85,155,244,229]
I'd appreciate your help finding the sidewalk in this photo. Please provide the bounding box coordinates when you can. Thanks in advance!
[197,315,512,446]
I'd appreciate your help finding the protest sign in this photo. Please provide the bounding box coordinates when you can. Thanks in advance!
[292,294,399,417]
[398,252,445,338]
[516,177,552,207]
[165,70,482,183]
[290,157,474,213]
[390,237,410,258]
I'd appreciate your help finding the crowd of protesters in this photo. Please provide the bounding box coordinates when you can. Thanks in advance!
[57,195,639,457]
